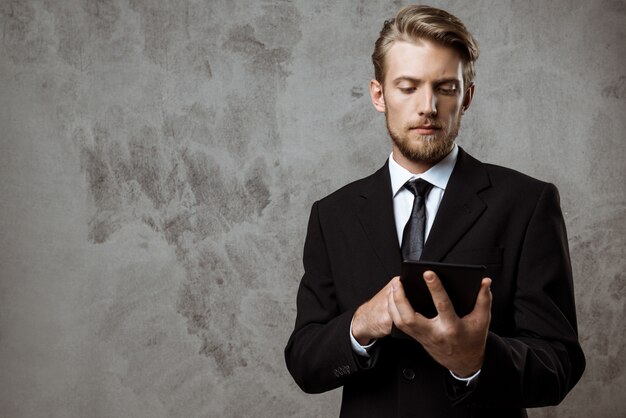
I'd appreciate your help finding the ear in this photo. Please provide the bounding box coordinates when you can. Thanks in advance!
[461,83,475,114]
[370,79,386,113]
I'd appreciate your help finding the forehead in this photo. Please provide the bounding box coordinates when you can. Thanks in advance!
[384,39,463,84]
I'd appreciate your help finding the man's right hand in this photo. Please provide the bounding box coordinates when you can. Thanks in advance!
[351,277,397,345]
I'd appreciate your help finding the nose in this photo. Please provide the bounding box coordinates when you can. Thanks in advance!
[417,86,437,117]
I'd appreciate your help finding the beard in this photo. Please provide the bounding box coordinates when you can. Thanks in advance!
[386,113,460,165]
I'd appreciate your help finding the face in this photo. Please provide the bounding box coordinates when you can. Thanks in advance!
[370,39,473,172]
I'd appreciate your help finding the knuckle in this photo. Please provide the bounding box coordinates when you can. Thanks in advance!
[435,299,452,313]
[395,316,406,328]
[437,324,459,341]
[446,327,459,340]
[431,333,446,345]
[396,315,414,330]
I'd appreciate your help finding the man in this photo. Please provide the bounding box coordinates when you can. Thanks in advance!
[285,5,585,417]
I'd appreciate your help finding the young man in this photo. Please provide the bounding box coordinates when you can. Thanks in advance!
[285,5,585,417]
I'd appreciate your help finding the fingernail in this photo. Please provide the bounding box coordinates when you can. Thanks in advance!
[424,272,434,282]
[391,282,398,291]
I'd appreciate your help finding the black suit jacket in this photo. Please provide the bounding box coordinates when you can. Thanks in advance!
[285,148,585,417]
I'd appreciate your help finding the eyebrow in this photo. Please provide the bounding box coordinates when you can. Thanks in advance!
[392,76,460,85]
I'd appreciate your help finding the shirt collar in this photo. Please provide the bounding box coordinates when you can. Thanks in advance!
[389,144,458,197]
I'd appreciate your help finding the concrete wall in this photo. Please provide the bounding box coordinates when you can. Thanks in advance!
[1,0,624,416]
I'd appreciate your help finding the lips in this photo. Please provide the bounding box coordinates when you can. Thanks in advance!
[411,125,440,135]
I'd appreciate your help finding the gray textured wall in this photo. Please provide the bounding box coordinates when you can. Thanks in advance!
[0,0,624,417]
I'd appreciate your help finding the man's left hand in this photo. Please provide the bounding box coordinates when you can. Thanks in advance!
[387,272,492,378]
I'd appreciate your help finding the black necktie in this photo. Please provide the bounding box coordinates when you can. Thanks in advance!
[401,178,433,262]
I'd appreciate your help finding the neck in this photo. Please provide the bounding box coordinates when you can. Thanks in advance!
[391,145,435,174]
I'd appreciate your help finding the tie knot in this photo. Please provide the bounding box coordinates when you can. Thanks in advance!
[404,178,433,198]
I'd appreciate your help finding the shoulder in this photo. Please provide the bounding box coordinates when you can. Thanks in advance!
[462,148,553,192]
[482,166,561,213]
[458,148,560,206]
[315,163,388,210]
[484,163,548,190]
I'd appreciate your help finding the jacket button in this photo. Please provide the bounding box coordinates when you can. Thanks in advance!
[402,368,415,380]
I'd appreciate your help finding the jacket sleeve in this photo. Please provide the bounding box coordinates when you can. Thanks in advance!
[451,183,586,407]
[284,201,376,394]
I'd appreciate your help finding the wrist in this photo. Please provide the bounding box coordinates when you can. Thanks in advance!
[450,368,480,379]
[450,355,484,378]
[449,369,481,386]
[351,306,372,345]
[448,347,485,379]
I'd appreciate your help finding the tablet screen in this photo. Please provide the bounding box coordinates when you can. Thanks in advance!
[400,261,486,319]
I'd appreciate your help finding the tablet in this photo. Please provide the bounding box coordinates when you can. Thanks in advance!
[400,261,486,319]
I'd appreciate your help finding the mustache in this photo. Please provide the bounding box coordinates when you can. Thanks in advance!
[407,119,443,129]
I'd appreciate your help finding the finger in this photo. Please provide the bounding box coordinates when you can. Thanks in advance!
[391,278,419,321]
[389,278,429,331]
[423,270,457,321]
[472,278,493,319]
[387,279,402,323]
[384,276,400,291]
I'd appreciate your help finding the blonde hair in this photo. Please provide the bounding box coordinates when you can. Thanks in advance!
[372,5,479,85]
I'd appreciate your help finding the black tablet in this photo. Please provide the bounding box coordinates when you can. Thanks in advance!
[400,261,486,319]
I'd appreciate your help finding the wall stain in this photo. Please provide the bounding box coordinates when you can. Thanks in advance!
[129,0,174,68]
[71,0,303,386]
[0,1,45,63]
[83,0,119,38]
[50,4,87,70]
[223,24,292,79]
[129,126,170,208]
[129,0,207,71]
[76,103,282,378]
[601,75,626,99]
[162,213,192,246]
[184,41,213,79]
[570,206,625,385]
[351,86,364,98]
[244,158,271,217]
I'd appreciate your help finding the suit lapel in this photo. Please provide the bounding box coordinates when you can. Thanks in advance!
[421,148,491,262]
[356,162,402,278]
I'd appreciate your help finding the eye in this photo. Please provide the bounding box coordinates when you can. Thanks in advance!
[399,87,416,94]
[437,84,458,96]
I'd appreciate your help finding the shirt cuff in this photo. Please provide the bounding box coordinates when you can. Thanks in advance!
[449,369,481,386]
[349,319,376,357]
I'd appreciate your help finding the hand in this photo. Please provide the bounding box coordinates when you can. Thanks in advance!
[351,278,397,345]
[387,272,492,377]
